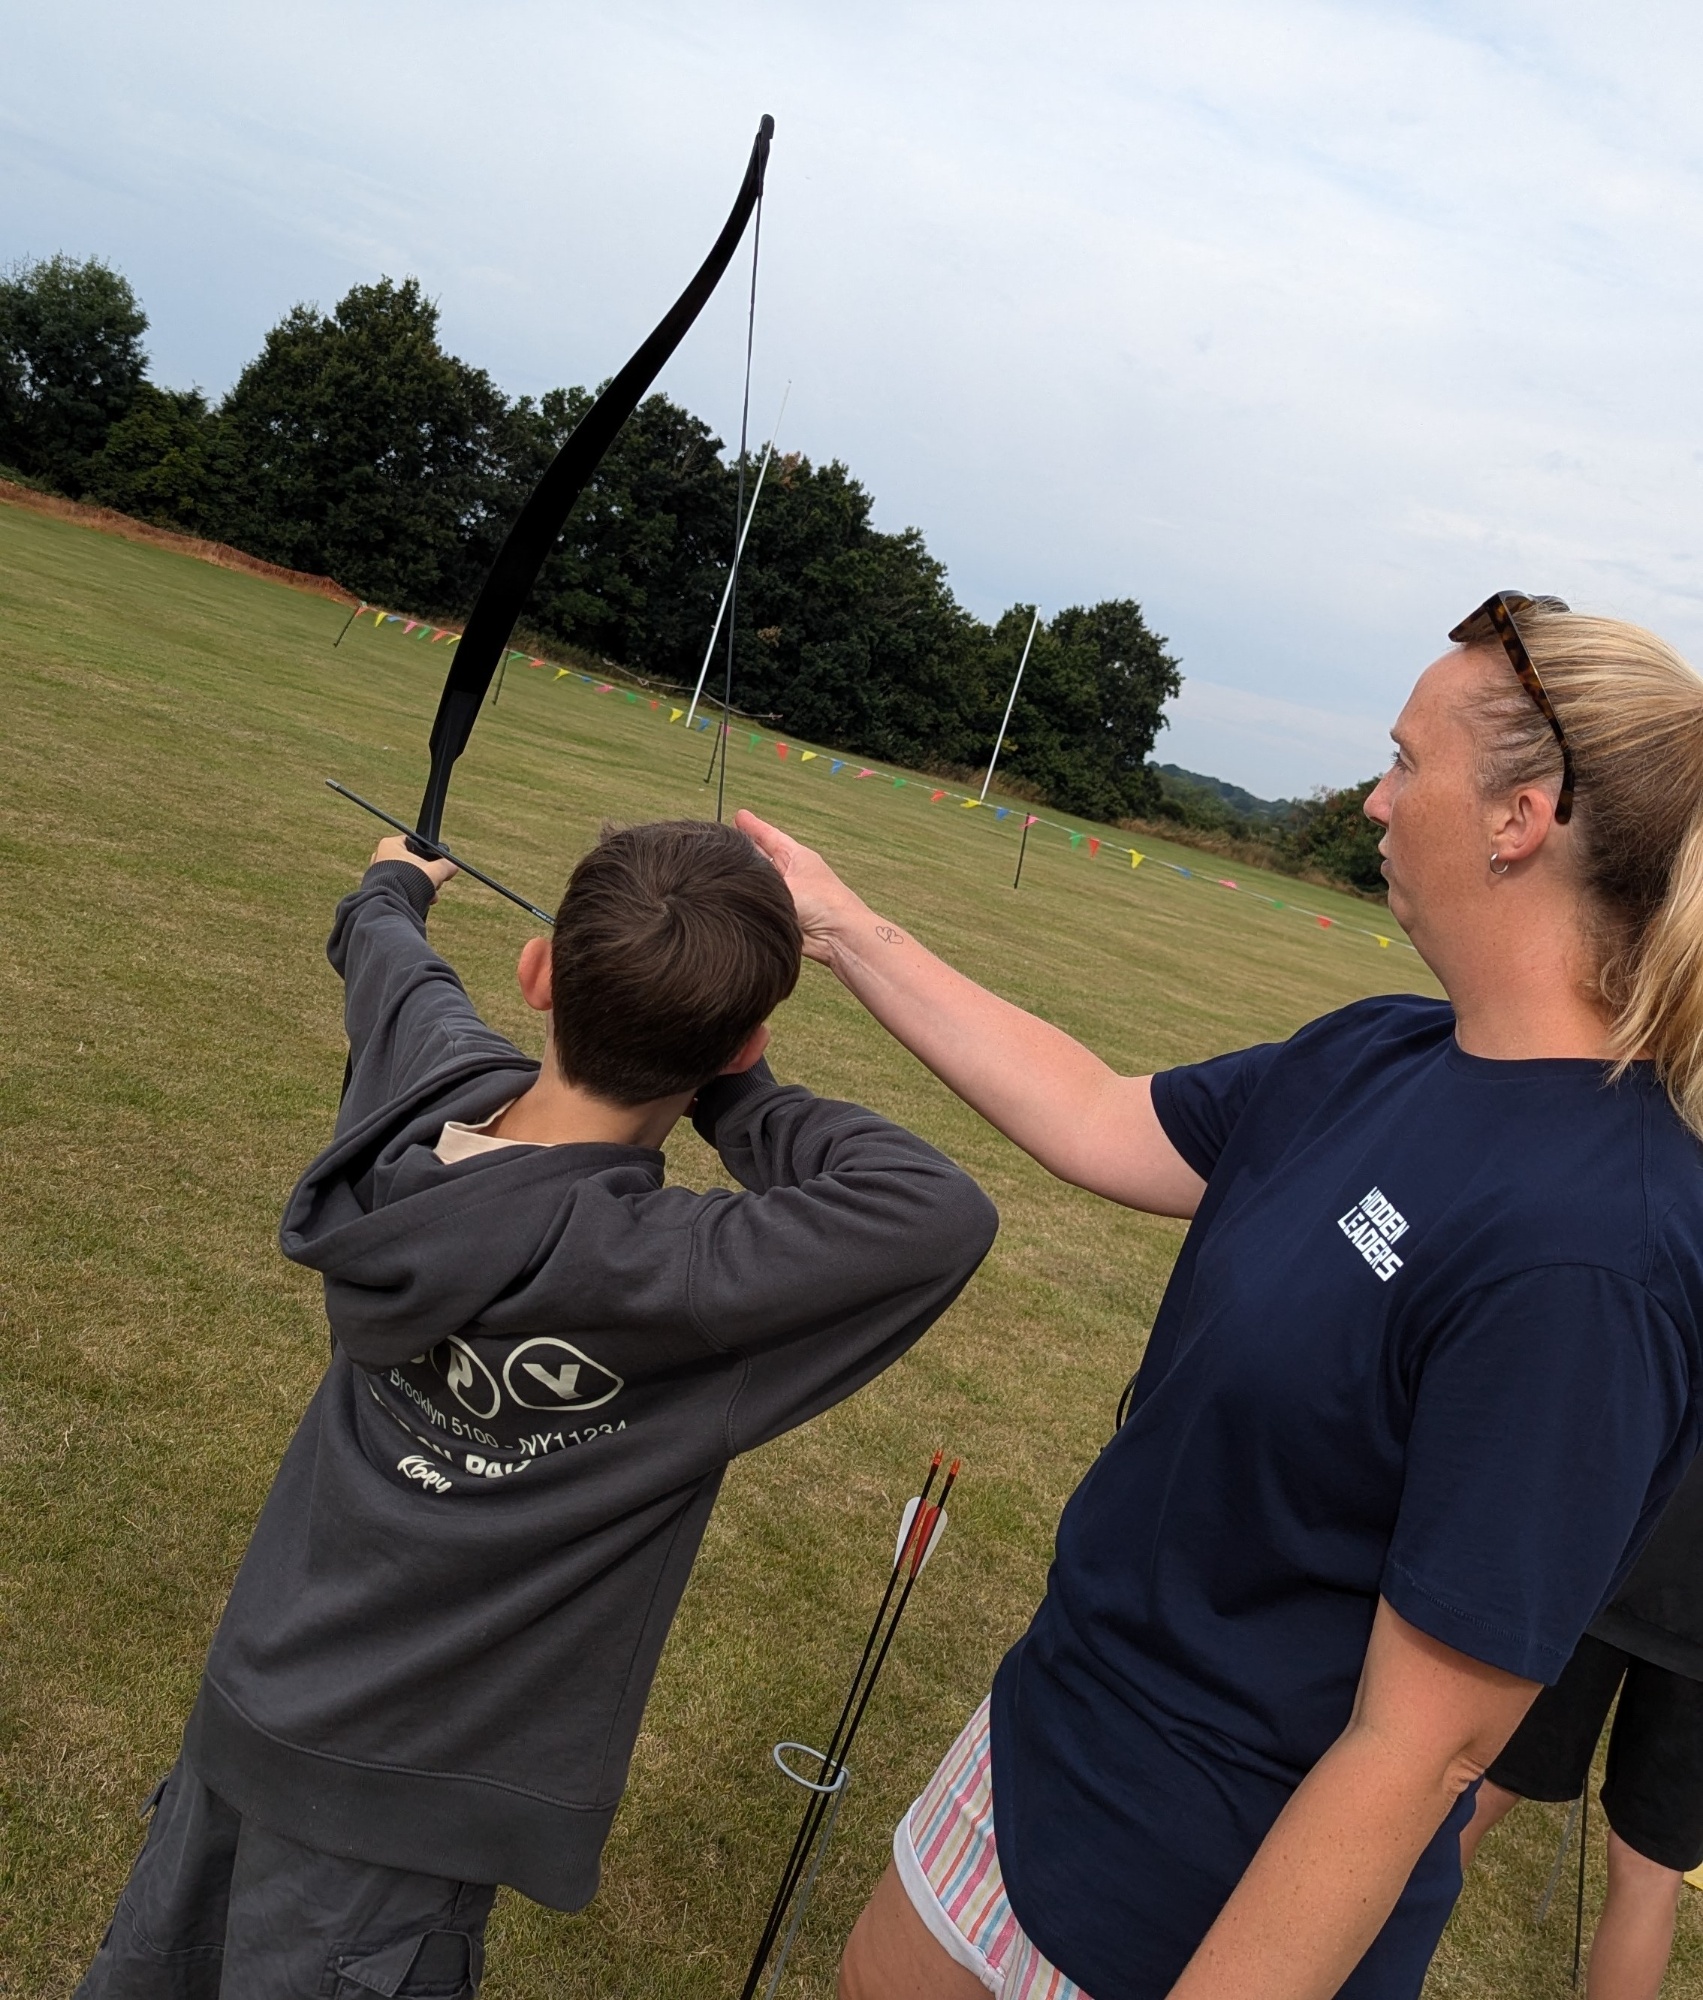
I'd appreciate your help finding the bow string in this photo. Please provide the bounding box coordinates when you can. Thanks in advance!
[410,114,775,847]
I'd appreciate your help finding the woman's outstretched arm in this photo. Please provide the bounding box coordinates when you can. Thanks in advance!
[738,812,1205,1217]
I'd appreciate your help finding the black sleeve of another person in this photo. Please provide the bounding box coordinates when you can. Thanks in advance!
[1590,1451,1703,1680]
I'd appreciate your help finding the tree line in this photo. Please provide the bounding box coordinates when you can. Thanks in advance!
[1153,766,1387,894]
[0,254,1181,823]
[1,253,1387,891]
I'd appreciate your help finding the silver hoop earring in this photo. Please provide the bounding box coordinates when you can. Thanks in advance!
[1489,851,1511,876]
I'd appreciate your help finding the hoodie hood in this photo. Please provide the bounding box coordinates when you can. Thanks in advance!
[280,1054,665,1363]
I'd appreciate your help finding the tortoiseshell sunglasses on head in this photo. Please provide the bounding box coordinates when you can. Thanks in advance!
[1447,590,1575,824]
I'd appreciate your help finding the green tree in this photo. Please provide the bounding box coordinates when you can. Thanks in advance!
[212,277,512,607]
[727,457,992,765]
[84,383,215,527]
[994,600,1181,819]
[515,421,996,770]
[1281,779,1387,892]
[0,254,148,491]
[509,386,732,673]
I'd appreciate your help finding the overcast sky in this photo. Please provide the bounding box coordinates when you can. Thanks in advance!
[7,2,1703,796]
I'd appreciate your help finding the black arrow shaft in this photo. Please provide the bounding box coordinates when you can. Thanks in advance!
[326,782,555,925]
[740,1459,954,2000]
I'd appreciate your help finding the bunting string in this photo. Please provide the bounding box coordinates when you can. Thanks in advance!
[344,604,1414,955]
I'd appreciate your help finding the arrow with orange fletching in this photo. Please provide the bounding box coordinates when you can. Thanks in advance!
[741,1452,960,2000]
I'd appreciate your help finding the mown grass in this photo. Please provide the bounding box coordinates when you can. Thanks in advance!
[0,498,1695,1998]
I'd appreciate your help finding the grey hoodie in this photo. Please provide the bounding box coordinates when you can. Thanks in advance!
[184,864,997,1905]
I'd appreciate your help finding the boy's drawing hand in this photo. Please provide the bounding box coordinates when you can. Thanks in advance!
[736,811,869,965]
[371,836,458,894]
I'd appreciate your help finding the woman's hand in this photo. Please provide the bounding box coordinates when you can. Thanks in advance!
[737,810,870,964]
[733,809,1201,1215]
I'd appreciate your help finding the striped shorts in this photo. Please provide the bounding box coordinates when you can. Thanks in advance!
[894,1697,1090,2000]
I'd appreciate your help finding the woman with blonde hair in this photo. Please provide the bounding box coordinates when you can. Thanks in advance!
[740,592,1703,2000]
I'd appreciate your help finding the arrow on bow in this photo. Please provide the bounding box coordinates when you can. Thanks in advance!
[331,114,776,902]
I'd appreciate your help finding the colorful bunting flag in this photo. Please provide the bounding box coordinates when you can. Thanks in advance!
[353,601,1413,961]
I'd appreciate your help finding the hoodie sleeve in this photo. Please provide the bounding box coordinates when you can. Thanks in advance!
[328,863,528,1129]
[685,1063,999,1454]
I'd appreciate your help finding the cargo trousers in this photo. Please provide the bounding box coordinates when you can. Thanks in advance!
[75,1760,496,1999]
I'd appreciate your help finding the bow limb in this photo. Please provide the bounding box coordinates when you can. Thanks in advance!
[414,113,775,844]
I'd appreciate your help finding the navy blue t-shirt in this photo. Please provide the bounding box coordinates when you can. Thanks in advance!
[990,995,1703,2000]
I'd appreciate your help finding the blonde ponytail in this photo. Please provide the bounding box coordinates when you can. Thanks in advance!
[1464,605,1703,1139]
[1612,811,1703,1136]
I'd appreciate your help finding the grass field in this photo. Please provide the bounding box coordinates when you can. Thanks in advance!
[1,495,1697,1999]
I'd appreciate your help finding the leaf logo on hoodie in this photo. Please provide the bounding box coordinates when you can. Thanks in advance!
[501,1337,624,1412]
[432,1336,502,1420]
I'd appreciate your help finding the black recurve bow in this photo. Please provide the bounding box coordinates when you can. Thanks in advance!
[331,114,775,904]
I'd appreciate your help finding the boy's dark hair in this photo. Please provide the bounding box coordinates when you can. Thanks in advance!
[551,820,802,1104]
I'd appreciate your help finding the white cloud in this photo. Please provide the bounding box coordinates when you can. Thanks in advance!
[1159,678,1393,801]
[5,1,1703,792]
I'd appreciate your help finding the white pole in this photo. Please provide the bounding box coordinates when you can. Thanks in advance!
[685,382,790,727]
[980,605,1041,802]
